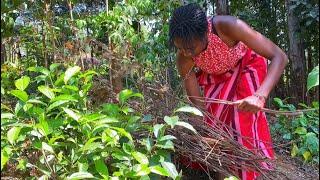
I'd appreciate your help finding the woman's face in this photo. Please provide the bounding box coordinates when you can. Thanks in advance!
[173,37,208,58]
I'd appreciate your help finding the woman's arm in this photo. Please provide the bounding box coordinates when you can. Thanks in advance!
[217,16,289,112]
[176,52,205,110]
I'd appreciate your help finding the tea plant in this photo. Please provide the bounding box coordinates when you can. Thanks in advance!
[1,64,195,179]
[271,65,319,164]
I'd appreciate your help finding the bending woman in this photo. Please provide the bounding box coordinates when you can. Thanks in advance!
[169,3,288,180]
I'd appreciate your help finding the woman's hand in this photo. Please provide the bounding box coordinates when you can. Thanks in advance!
[234,94,266,113]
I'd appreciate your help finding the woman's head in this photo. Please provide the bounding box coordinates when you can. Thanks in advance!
[169,3,208,57]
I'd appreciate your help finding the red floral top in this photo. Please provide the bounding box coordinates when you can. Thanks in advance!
[192,18,248,75]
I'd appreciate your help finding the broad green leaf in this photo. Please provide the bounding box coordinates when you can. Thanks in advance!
[63,108,81,121]
[291,144,299,157]
[132,152,149,165]
[282,133,291,140]
[1,86,4,95]
[79,113,107,124]
[303,151,312,161]
[156,140,175,150]
[164,116,179,128]
[49,63,60,72]
[92,124,111,135]
[81,138,103,152]
[145,138,153,152]
[65,85,79,91]
[27,67,50,76]
[298,116,308,127]
[7,126,22,144]
[176,121,197,133]
[142,114,153,122]
[133,164,151,176]
[15,101,23,115]
[273,98,284,108]
[175,106,203,116]
[15,76,30,91]
[47,100,69,112]
[78,161,89,172]
[312,101,319,108]
[35,75,47,83]
[149,166,170,177]
[48,135,64,145]
[102,129,119,143]
[121,106,135,115]
[118,89,143,104]
[307,65,319,91]
[159,135,177,142]
[80,70,98,78]
[67,172,95,180]
[10,90,28,102]
[50,95,78,103]
[153,124,165,138]
[139,176,150,180]
[95,117,119,125]
[42,142,54,154]
[1,113,14,119]
[23,103,33,112]
[294,127,307,135]
[112,127,133,141]
[39,113,49,135]
[305,132,319,154]
[1,150,10,170]
[64,66,81,84]
[112,151,130,161]
[101,103,120,116]
[160,161,178,180]
[122,143,134,154]
[27,99,47,106]
[38,86,55,99]
[224,176,239,180]
[94,157,109,179]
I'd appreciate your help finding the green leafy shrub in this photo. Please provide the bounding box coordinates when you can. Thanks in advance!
[271,65,319,164]
[271,98,319,164]
[1,64,195,179]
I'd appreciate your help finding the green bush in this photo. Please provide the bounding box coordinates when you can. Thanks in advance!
[1,64,195,179]
[271,98,319,164]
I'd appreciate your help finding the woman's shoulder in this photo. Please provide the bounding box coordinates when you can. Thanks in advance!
[212,15,248,41]
[212,15,238,28]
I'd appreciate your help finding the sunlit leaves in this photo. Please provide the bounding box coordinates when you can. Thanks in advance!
[119,89,143,104]
[15,76,30,91]
[175,106,203,117]
[307,65,319,91]
[10,90,28,102]
[64,66,81,84]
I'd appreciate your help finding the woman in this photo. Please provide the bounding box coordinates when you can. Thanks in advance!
[169,3,288,180]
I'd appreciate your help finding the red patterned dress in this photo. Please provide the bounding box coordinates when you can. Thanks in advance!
[188,17,275,180]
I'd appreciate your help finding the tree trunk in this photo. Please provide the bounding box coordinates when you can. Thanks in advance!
[215,0,229,15]
[286,0,306,104]
[105,0,108,15]
[68,1,74,21]
[1,39,6,65]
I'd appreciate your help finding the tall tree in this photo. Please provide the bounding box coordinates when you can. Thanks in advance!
[286,0,307,103]
[215,0,229,15]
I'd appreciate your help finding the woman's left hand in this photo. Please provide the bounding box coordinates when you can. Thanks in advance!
[233,95,265,113]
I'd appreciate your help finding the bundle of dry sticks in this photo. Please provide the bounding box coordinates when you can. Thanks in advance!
[167,112,285,180]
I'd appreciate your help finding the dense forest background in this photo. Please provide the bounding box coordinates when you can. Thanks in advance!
[1,0,319,104]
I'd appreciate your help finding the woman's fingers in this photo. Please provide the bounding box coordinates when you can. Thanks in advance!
[235,96,263,113]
